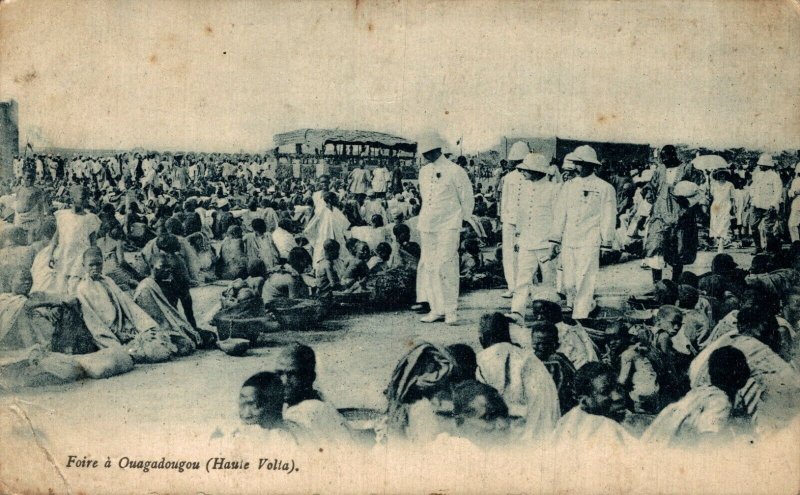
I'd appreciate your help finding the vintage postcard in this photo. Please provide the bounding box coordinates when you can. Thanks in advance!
[0,0,799,493]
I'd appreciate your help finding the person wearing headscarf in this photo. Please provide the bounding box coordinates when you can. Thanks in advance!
[381,342,455,444]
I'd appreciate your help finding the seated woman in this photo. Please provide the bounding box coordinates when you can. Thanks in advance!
[76,247,179,363]
[367,242,392,274]
[184,214,217,283]
[133,253,205,354]
[262,247,312,305]
[379,342,457,445]
[460,238,503,291]
[350,214,391,251]
[216,225,248,280]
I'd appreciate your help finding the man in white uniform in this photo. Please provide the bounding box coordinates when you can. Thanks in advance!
[416,133,474,325]
[549,146,616,320]
[510,153,561,316]
[499,141,530,298]
[748,153,783,252]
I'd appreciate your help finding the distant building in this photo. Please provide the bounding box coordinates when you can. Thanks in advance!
[0,100,19,179]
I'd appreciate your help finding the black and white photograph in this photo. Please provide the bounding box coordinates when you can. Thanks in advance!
[0,0,798,493]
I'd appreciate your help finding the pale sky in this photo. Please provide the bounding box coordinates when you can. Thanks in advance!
[1,0,798,153]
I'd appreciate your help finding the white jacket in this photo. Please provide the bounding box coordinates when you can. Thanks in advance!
[500,169,524,224]
[550,174,617,248]
[516,178,561,250]
[749,169,783,210]
[418,156,474,232]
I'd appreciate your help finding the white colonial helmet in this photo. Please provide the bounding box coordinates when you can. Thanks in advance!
[757,153,775,167]
[517,153,551,174]
[507,141,531,162]
[571,145,602,166]
[562,151,578,171]
[416,132,450,155]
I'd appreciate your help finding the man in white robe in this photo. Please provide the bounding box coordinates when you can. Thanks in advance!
[416,133,474,325]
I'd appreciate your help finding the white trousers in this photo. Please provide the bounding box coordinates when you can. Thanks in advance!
[416,229,461,316]
[561,245,599,319]
[789,210,800,243]
[511,248,555,314]
[502,223,519,290]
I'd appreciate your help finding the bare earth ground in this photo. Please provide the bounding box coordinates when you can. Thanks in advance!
[0,250,753,447]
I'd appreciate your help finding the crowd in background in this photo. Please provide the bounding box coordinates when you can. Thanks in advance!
[0,140,798,451]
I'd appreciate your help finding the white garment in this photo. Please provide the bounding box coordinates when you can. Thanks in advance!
[710,181,734,239]
[556,321,599,370]
[500,170,524,290]
[371,167,391,193]
[502,223,518,291]
[690,331,800,433]
[271,228,297,259]
[511,248,555,314]
[476,343,530,413]
[551,174,615,319]
[551,174,617,248]
[561,245,600,319]
[416,229,460,315]
[551,406,634,447]
[283,399,352,445]
[641,385,731,446]
[417,155,474,232]
[749,169,783,210]
[788,178,800,242]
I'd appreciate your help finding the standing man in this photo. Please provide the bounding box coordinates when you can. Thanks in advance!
[499,141,530,298]
[416,133,474,325]
[749,153,783,252]
[643,145,696,283]
[510,153,561,317]
[347,162,371,196]
[549,146,616,321]
[371,162,391,198]
[14,169,47,243]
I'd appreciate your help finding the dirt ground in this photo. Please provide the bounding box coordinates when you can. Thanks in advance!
[0,250,754,458]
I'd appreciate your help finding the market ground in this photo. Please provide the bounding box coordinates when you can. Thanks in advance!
[0,250,754,448]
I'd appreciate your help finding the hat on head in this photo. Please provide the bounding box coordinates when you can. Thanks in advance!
[562,152,578,171]
[530,287,561,304]
[517,153,551,174]
[673,180,699,198]
[757,153,774,167]
[507,141,531,162]
[571,145,601,166]
[416,132,449,155]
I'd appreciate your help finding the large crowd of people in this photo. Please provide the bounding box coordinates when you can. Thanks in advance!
[0,136,799,451]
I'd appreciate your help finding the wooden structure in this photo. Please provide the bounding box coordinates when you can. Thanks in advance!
[272,128,417,178]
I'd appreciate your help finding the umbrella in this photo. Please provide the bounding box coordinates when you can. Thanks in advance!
[692,154,728,171]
